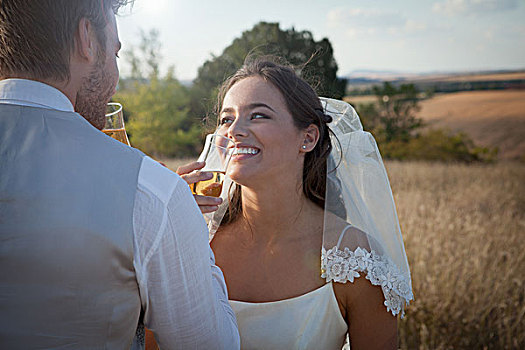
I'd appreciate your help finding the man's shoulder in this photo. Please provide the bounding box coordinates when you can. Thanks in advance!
[138,156,185,205]
[0,103,74,118]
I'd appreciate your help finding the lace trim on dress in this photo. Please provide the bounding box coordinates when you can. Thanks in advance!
[321,246,414,317]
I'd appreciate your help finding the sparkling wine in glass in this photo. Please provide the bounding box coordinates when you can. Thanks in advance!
[102,102,130,146]
[191,134,235,198]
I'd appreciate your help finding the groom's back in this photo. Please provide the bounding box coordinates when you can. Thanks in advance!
[0,104,143,348]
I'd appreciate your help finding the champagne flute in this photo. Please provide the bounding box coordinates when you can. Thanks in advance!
[191,133,235,198]
[102,102,130,146]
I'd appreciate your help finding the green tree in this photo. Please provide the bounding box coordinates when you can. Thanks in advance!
[121,29,161,83]
[364,82,423,143]
[380,129,497,162]
[115,30,202,157]
[190,22,347,118]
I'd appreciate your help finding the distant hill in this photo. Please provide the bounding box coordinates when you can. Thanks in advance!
[344,68,525,82]
[345,69,525,93]
[345,86,525,160]
[418,90,525,160]
[344,69,423,81]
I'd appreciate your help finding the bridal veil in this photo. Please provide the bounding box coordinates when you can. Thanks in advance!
[207,97,413,317]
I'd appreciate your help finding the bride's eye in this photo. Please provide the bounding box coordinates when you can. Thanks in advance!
[219,116,234,125]
[251,113,269,120]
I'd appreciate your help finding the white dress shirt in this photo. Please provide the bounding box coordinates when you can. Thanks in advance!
[0,79,239,349]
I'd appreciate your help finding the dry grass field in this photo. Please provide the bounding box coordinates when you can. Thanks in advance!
[387,161,525,349]
[164,158,525,349]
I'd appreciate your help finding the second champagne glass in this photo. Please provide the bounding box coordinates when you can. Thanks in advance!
[191,133,235,197]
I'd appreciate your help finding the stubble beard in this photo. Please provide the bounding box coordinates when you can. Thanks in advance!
[75,56,116,130]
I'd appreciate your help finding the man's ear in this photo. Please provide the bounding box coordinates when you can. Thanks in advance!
[301,124,320,152]
[75,18,97,64]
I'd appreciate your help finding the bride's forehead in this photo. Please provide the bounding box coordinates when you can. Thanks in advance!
[224,77,285,106]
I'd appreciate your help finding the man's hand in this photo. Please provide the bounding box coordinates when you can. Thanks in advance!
[176,161,223,214]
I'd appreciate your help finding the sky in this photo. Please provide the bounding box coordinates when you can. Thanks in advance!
[116,0,525,80]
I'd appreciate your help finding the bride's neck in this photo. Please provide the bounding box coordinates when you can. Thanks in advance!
[238,182,320,244]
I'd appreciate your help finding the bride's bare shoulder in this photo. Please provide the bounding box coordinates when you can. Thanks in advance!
[323,211,371,251]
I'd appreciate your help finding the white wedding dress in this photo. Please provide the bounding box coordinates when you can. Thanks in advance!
[226,224,412,350]
[230,282,347,350]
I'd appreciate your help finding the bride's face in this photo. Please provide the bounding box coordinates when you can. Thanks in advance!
[217,76,306,188]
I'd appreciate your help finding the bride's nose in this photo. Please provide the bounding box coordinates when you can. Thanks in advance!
[227,117,249,139]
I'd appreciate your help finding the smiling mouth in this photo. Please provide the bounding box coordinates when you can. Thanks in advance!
[231,147,260,156]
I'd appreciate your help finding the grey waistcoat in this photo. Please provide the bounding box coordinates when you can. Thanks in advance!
[0,104,144,349]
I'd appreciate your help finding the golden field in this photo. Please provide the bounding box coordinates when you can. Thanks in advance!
[388,161,524,349]
[418,91,525,160]
[164,159,525,349]
[346,90,525,160]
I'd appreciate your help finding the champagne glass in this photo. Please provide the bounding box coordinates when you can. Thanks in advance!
[191,133,235,197]
[102,102,130,146]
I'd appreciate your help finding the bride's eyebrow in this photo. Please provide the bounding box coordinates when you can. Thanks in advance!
[220,107,234,115]
[220,103,276,115]
[247,103,275,112]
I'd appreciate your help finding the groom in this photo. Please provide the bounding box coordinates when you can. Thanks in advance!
[0,1,238,349]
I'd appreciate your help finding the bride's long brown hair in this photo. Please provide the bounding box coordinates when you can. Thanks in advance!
[216,56,334,225]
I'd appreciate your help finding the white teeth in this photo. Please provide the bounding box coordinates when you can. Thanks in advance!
[233,147,259,155]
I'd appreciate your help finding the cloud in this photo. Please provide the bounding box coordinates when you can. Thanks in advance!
[327,7,427,38]
[484,27,495,40]
[432,0,519,16]
[475,43,486,52]
[404,20,428,33]
[514,25,525,36]
[327,8,406,29]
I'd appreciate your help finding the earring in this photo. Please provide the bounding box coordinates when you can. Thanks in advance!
[302,145,307,149]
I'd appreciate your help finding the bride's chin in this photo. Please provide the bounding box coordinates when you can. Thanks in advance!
[227,170,256,188]
[228,174,249,187]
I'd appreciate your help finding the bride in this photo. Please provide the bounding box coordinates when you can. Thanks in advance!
[176,57,413,349]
